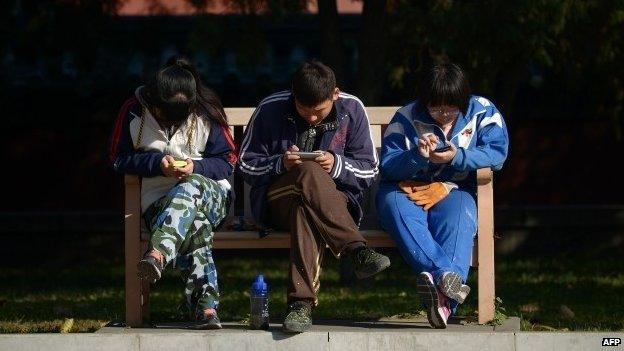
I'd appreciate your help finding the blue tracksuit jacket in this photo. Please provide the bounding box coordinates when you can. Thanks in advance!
[379,96,509,188]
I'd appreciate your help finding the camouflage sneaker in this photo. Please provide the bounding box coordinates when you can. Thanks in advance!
[351,247,391,279]
[137,250,164,283]
[282,300,312,333]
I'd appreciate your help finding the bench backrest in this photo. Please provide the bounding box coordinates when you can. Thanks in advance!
[125,106,496,326]
[225,106,399,144]
[224,107,399,229]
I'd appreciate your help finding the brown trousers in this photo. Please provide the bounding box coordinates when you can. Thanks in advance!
[267,161,366,305]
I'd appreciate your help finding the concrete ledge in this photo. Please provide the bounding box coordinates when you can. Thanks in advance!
[0,334,139,351]
[98,316,519,333]
[332,332,515,351]
[2,329,623,351]
[516,332,624,351]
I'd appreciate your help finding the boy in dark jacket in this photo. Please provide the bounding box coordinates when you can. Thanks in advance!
[238,61,390,333]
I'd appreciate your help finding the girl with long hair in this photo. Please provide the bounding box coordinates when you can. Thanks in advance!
[108,56,237,329]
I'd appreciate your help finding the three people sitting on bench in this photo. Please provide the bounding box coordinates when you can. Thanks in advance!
[109,57,508,331]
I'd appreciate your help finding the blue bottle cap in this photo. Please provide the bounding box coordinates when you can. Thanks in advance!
[251,274,268,294]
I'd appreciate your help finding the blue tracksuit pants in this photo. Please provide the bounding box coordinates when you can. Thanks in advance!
[376,183,477,310]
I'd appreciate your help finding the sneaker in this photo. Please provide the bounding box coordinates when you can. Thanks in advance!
[351,247,391,279]
[283,300,312,333]
[439,271,471,304]
[188,309,222,330]
[417,272,451,329]
[137,249,164,283]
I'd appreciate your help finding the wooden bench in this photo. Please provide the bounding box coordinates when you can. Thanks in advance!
[123,107,496,326]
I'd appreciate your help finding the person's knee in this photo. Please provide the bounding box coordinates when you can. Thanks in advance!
[292,161,332,190]
[435,189,476,213]
[182,173,205,184]
[376,187,396,212]
[295,161,326,176]
[376,186,412,217]
[430,193,477,233]
[178,174,209,193]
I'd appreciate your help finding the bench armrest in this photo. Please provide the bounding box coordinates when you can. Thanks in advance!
[125,174,140,185]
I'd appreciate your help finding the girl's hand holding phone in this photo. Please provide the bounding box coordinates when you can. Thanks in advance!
[429,142,457,164]
[161,155,193,179]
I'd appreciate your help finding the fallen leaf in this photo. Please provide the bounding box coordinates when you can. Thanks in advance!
[559,305,575,320]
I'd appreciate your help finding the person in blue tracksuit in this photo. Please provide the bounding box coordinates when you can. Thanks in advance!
[376,63,509,328]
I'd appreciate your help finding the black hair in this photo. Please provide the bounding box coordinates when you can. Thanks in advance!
[291,60,337,107]
[145,55,228,127]
[417,63,471,114]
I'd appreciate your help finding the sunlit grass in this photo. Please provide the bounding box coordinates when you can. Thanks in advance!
[1,252,623,332]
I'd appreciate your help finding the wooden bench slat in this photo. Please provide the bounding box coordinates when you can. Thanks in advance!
[225,106,400,126]
[211,230,396,249]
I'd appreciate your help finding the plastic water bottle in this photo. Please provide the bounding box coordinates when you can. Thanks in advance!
[249,274,269,330]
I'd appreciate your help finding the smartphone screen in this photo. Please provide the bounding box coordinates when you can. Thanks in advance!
[434,145,451,152]
[293,151,323,160]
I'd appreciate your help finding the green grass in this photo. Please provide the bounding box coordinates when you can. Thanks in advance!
[1,252,623,333]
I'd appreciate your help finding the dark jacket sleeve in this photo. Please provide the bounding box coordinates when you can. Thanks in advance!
[329,99,379,193]
[237,105,285,187]
[193,122,237,180]
[108,98,164,177]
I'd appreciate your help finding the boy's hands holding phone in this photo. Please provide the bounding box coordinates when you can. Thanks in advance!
[283,145,334,173]
[283,145,303,171]
[313,151,334,173]
[417,134,457,164]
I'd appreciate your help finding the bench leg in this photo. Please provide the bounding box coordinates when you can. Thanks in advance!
[125,176,145,327]
[140,240,150,322]
[477,171,495,324]
[125,219,143,326]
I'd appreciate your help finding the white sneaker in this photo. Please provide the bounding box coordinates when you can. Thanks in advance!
[417,272,451,329]
[439,271,470,304]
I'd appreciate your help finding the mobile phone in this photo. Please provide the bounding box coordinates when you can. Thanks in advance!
[292,151,324,160]
[420,131,450,153]
[434,144,452,153]
[172,160,188,168]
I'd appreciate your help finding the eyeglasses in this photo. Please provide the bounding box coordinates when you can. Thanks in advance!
[428,108,459,118]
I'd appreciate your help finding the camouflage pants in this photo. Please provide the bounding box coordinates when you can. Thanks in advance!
[143,174,230,313]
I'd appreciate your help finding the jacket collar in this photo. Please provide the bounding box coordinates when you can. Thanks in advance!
[411,100,474,139]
